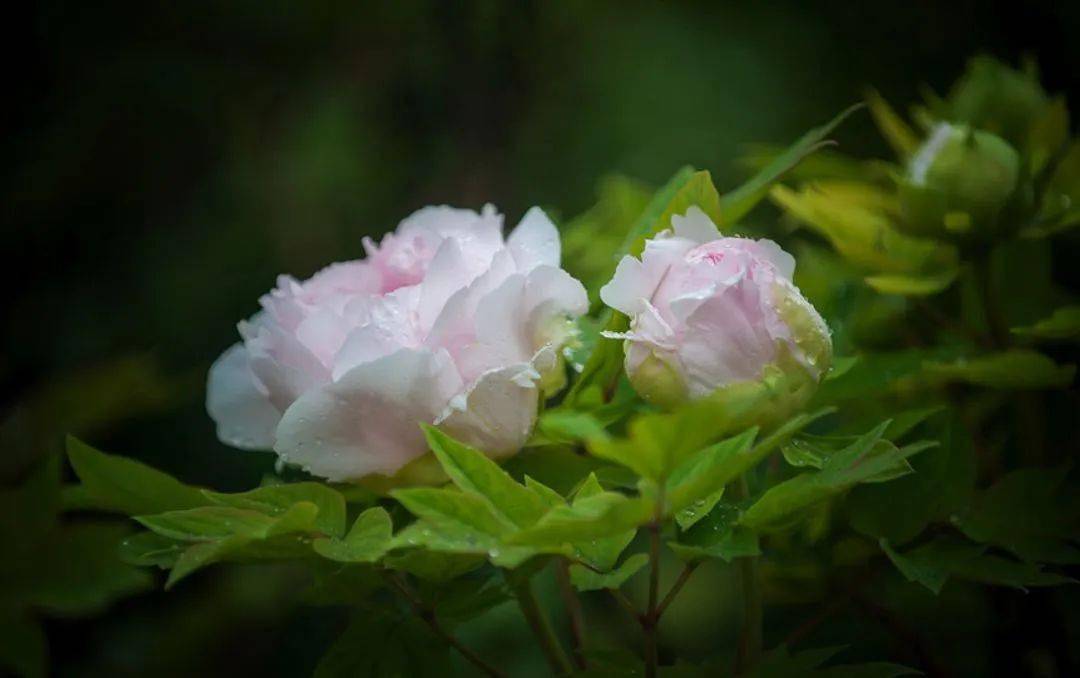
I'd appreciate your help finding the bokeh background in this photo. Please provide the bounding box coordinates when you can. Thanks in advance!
[5,1,1080,676]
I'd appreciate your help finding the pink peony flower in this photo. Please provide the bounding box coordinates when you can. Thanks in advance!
[207,205,586,481]
[599,207,831,408]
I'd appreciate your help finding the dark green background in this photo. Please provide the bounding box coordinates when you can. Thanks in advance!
[5,1,1079,676]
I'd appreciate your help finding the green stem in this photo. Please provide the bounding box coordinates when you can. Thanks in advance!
[385,573,506,678]
[512,576,574,676]
[734,476,763,674]
[643,487,665,678]
[556,559,588,670]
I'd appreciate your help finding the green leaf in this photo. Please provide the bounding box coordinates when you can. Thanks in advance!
[864,269,959,296]
[670,503,760,563]
[770,182,958,278]
[313,507,393,564]
[570,474,636,571]
[674,487,725,531]
[167,536,252,589]
[742,423,932,531]
[882,537,1074,594]
[848,415,976,544]
[391,487,514,537]
[202,482,347,538]
[66,436,208,515]
[924,350,1075,389]
[1011,306,1080,341]
[383,551,484,583]
[118,531,186,568]
[954,466,1080,564]
[135,506,279,541]
[509,493,653,548]
[665,428,758,512]
[721,104,863,227]
[621,168,722,257]
[864,88,919,159]
[569,553,649,591]
[391,520,539,569]
[430,573,513,623]
[524,476,565,508]
[423,425,549,528]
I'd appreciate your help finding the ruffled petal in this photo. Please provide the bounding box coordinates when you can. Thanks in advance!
[275,348,463,481]
[206,343,281,451]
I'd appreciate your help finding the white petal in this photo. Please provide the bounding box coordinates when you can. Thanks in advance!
[671,206,721,244]
[247,324,331,411]
[417,239,473,331]
[206,343,280,451]
[751,238,796,280]
[508,207,560,270]
[436,364,540,459]
[275,349,464,481]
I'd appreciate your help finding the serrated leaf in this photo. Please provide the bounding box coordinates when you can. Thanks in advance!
[423,425,548,528]
[203,482,347,538]
[924,350,1075,389]
[722,104,863,227]
[569,553,649,591]
[313,507,393,564]
[1011,306,1080,341]
[66,437,207,515]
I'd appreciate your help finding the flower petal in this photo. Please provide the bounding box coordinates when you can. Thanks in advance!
[508,206,560,270]
[275,349,463,481]
[671,206,721,244]
[206,343,280,451]
[436,363,540,459]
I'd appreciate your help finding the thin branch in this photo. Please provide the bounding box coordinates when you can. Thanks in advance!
[656,562,699,621]
[511,576,575,676]
[384,573,507,678]
[609,588,639,621]
[556,559,588,670]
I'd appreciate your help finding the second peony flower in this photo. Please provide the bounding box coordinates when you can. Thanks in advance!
[207,205,587,482]
[599,207,831,409]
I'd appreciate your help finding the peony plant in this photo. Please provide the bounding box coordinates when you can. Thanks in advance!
[34,56,1077,678]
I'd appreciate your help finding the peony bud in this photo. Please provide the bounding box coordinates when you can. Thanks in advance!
[207,205,587,482]
[599,207,831,413]
[899,122,1020,238]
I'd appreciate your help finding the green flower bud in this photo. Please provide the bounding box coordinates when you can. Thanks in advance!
[899,123,1020,239]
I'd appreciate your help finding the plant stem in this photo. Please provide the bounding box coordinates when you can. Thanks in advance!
[556,559,588,670]
[643,489,665,678]
[734,476,763,674]
[656,563,699,620]
[511,576,574,676]
[385,573,507,678]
